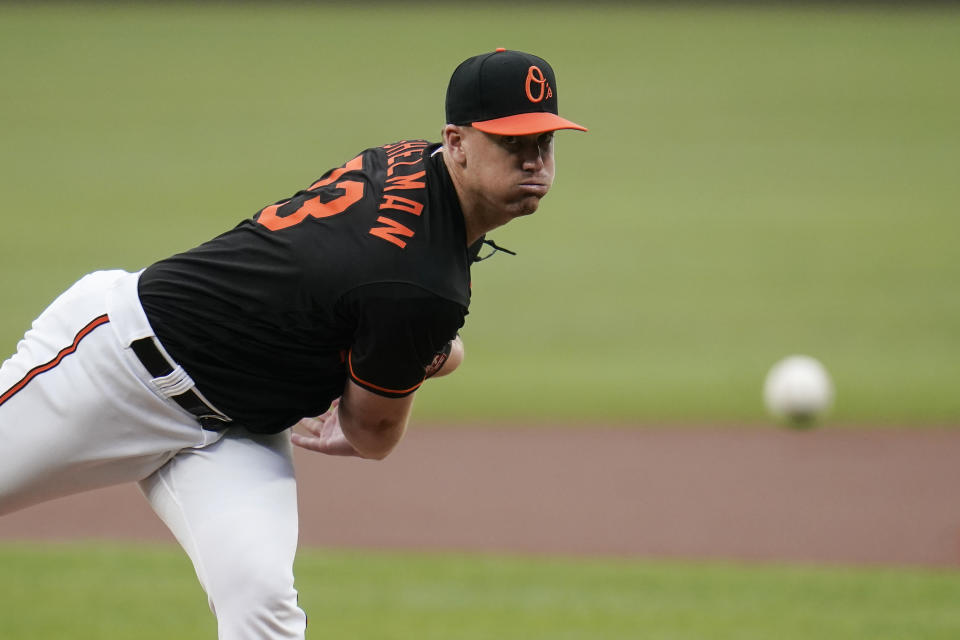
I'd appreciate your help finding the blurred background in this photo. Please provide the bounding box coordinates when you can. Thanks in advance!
[3,2,958,426]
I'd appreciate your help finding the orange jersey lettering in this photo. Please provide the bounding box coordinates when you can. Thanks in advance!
[384,171,426,192]
[257,155,365,232]
[383,140,429,159]
[387,157,423,177]
[379,194,424,216]
[369,216,415,249]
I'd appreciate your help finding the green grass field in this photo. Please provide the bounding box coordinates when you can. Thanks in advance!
[2,542,960,640]
[1,3,958,424]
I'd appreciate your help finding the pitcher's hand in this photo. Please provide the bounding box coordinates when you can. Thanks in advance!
[291,400,361,457]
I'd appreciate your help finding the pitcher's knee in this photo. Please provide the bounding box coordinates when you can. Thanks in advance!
[207,562,306,639]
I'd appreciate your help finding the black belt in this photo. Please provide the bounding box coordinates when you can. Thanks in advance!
[131,337,232,431]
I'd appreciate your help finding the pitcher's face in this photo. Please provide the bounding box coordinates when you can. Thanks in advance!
[458,128,556,221]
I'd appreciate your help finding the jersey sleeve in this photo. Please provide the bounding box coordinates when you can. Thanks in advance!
[343,283,466,398]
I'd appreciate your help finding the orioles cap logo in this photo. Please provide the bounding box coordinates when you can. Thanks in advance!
[524,65,553,103]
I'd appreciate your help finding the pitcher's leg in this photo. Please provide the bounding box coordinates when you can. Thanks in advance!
[140,428,306,640]
[0,271,207,515]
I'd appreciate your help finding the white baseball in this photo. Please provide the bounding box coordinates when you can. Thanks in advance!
[763,355,834,423]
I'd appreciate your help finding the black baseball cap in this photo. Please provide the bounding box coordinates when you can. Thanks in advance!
[446,48,587,136]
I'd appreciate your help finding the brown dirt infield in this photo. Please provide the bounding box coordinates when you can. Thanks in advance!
[3,425,960,568]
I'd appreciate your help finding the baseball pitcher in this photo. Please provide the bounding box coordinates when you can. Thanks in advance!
[0,49,585,639]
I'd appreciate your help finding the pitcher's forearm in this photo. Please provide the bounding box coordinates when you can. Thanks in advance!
[338,382,414,460]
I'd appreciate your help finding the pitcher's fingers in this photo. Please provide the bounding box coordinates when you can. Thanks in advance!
[291,432,323,452]
[295,417,324,437]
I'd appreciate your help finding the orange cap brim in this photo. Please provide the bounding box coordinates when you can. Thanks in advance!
[472,112,588,136]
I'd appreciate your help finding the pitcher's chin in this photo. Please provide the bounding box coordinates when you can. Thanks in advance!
[515,193,547,217]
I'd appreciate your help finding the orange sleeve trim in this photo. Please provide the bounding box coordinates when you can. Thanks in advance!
[347,349,424,396]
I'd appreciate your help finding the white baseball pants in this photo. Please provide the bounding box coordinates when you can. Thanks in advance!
[0,270,308,639]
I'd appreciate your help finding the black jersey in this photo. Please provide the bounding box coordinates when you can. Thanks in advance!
[138,140,481,434]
